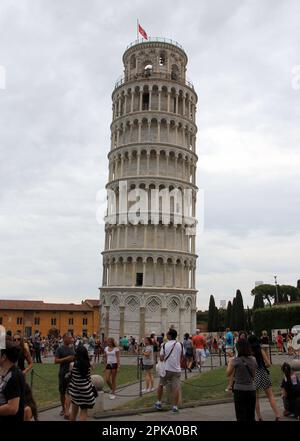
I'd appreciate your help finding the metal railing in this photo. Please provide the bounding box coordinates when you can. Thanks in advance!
[114,71,194,91]
[124,37,186,53]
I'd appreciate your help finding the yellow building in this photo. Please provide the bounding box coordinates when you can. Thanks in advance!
[0,299,100,338]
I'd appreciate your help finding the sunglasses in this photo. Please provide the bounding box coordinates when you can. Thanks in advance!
[14,338,21,341]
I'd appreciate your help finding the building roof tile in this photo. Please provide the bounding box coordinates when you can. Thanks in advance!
[0,299,93,312]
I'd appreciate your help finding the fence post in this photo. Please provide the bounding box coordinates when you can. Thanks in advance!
[219,350,222,366]
[137,354,139,379]
[210,352,213,370]
[30,369,34,389]
[269,344,272,364]
[224,348,227,366]
[139,356,143,397]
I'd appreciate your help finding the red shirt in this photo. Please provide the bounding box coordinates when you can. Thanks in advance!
[192,335,205,349]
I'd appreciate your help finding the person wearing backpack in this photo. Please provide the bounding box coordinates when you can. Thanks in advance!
[226,339,257,421]
[154,328,184,413]
[183,333,193,372]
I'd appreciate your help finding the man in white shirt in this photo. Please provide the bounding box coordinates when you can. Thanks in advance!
[154,328,183,413]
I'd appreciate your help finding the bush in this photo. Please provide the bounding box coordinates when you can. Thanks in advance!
[253,304,300,335]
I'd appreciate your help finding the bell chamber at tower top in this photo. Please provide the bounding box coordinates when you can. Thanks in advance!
[119,39,191,89]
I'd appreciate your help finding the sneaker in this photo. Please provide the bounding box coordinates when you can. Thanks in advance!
[225,388,232,392]
[154,402,162,411]
[172,406,179,413]
[150,388,155,392]
[142,389,148,393]
[109,394,116,400]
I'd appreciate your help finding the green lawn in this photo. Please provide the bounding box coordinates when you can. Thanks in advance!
[116,365,283,410]
[29,363,139,409]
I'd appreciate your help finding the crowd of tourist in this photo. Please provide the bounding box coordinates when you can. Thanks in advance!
[0,326,299,422]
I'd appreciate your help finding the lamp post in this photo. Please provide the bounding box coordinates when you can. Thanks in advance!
[274,275,279,304]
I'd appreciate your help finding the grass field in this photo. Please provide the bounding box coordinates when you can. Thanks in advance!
[29,363,139,409]
[116,365,283,410]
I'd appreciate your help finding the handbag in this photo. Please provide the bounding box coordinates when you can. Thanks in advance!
[156,342,178,377]
[156,360,166,377]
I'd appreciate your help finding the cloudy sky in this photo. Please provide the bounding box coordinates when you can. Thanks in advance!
[0,0,299,310]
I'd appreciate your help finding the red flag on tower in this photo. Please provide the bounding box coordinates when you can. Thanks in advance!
[138,23,148,40]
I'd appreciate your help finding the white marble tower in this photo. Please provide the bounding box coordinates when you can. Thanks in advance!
[100,38,198,341]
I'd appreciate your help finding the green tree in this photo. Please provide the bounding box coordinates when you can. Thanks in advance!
[208,295,216,332]
[226,301,232,328]
[280,285,300,302]
[232,297,237,330]
[251,284,277,307]
[235,290,246,330]
[252,292,265,310]
[252,283,300,306]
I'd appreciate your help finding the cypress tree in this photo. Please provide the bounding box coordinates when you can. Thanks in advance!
[232,297,237,330]
[226,301,232,328]
[235,289,246,330]
[208,295,216,332]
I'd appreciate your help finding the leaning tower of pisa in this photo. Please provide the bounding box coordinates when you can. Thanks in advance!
[100,38,198,341]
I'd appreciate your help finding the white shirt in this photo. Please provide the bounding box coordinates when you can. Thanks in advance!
[105,347,119,364]
[160,340,183,373]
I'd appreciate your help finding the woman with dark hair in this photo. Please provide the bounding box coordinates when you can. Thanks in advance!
[281,362,300,419]
[227,339,257,421]
[238,331,248,340]
[13,334,33,376]
[68,345,96,421]
[151,333,159,364]
[24,383,38,421]
[248,335,281,420]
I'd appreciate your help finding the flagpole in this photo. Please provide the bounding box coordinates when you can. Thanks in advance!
[137,19,139,41]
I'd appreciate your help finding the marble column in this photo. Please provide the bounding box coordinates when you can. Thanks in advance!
[130,92,134,113]
[139,90,143,111]
[119,306,125,337]
[143,261,147,286]
[124,94,128,114]
[105,306,110,338]
[158,89,161,111]
[131,260,136,286]
[161,307,167,334]
[139,307,145,340]
[137,152,141,175]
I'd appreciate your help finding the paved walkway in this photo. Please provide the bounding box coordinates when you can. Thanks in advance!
[99,397,296,422]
